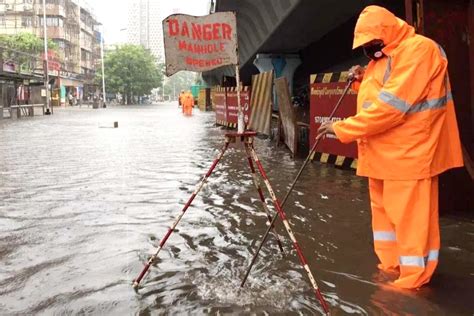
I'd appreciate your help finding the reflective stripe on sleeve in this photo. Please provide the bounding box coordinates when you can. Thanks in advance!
[378,91,410,112]
[379,91,450,114]
[373,231,396,241]
[362,101,371,109]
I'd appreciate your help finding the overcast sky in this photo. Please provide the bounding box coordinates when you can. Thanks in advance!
[87,0,211,44]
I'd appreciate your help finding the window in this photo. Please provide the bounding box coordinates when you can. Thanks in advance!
[21,16,32,27]
[39,16,63,27]
[0,17,5,26]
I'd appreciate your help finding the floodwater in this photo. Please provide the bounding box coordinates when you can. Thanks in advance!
[0,103,472,315]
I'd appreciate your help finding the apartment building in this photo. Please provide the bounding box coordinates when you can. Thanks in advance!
[0,0,101,101]
[127,0,163,62]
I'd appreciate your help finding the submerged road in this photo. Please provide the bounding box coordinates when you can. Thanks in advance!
[0,103,472,315]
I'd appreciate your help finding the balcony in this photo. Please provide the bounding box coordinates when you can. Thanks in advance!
[80,20,93,35]
[48,27,66,40]
[81,60,93,70]
[34,3,66,17]
[80,40,92,52]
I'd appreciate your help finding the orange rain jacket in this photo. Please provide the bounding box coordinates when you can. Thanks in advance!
[333,5,463,180]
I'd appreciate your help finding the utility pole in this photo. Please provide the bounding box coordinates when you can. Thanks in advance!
[42,0,51,115]
[100,28,106,107]
[161,77,165,101]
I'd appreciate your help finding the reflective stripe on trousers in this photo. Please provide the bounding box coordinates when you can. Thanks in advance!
[399,249,439,267]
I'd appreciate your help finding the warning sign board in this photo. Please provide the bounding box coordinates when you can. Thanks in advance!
[226,87,251,126]
[163,12,238,76]
[309,73,358,159]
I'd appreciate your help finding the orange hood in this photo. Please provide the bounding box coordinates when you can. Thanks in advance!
[353,6,415,53]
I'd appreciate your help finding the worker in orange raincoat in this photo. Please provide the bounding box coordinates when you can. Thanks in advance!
[182,90,194,116]
[318,5,463,289]
[179,90,185,111]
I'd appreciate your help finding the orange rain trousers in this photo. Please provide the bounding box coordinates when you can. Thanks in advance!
[369,177,439,289]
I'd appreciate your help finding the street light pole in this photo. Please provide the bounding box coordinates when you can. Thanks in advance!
[100,28,106,107]
[42,0,51,115]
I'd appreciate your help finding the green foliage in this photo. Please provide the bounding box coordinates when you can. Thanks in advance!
[0,32,57,54]
[97,45,163,104]
[0,32,58,73]
[163,71,197,98]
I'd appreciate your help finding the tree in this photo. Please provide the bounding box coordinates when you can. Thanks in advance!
[0,32,58,73]
[163,71,198,100]
[0,32,58,53]
[97,45,163,105]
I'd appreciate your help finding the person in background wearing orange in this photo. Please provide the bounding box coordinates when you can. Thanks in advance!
[179,90,185,112]
[317,5,463,289]
[182,90,194,116]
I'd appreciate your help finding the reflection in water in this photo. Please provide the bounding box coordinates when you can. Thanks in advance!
[0,104,472,315]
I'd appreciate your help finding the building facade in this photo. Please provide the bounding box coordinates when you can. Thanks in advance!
[0,0,102,103]
[127,0,163,62]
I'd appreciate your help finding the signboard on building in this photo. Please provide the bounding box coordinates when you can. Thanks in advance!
[163,12,238,76]
[3,62,16,73]
[309,72,358,159]
[42,50,61,71]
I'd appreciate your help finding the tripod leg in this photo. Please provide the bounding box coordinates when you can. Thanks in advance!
[245,144,329,314]
[243,138,285,254]
[133,139,231,289]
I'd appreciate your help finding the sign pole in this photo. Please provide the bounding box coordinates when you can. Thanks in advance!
[42,0,51,115]
[235,64,244,133]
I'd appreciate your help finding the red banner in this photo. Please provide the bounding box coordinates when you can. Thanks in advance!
[225,88,251,125]
[41,50,61,71]
[310,81,358,158]
[214,90,226,123]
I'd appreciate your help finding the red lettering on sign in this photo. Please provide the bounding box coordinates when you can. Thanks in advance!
[177,39,229,55]
[181,21,190,37]
[191,23,202,40]
[212,23,221,40]
[178,40,187,50]
[184,57,224,67]
[187,42,194,52]
[222,23,232,40]
[168,19,179,36]
[203,23,212,40]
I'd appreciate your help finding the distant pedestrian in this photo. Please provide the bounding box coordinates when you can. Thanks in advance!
[182,91,194,116]
[179,90,185,110]
[68,92,73,106]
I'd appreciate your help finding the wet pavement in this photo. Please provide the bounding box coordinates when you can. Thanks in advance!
[0,103,473,315]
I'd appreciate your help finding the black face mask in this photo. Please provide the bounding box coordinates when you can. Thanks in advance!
[363,43,385,60]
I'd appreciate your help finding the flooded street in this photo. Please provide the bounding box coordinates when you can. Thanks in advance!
[0,104,473,315]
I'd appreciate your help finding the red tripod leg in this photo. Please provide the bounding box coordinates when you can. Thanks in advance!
[243,138,285,254]
[246,144,329,314]
[132,138,231,289]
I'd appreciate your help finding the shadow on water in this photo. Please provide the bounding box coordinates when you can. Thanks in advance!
[0,104,472,315]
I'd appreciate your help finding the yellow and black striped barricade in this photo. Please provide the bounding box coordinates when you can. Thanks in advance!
[309,71,358,169]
